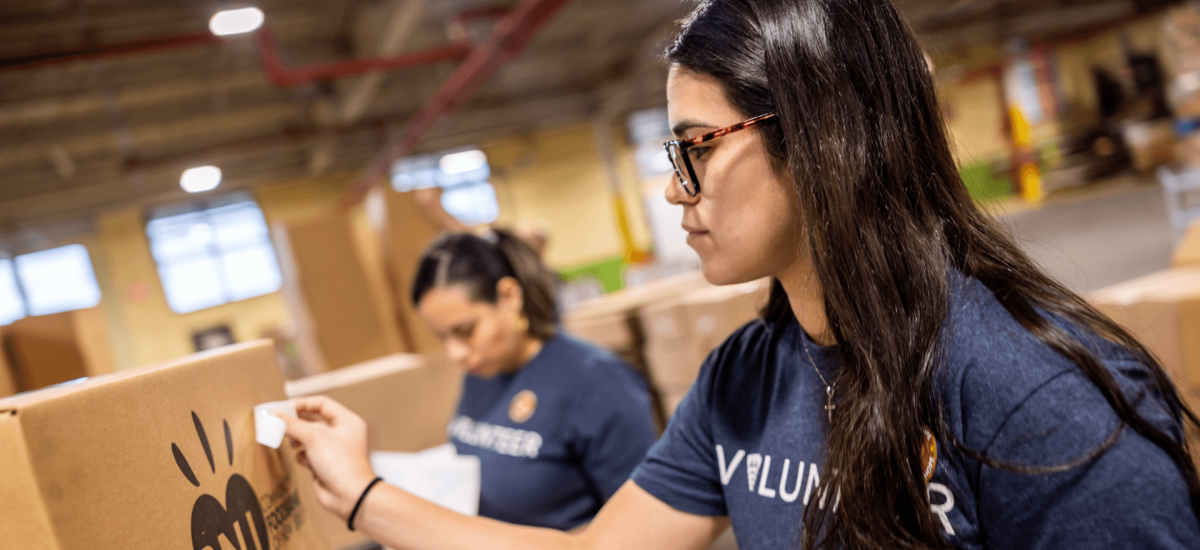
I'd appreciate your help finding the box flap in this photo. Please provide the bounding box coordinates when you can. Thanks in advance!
[1173,222,1200,268]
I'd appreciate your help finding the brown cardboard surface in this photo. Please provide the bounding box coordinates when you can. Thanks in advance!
[1091,267,1200,389]
[643,341,708,390]
[6,312,89,391]
[0,341,329,550]
[659,384,692,420]
[1175,222,1200,268]
[563,270,712,353]
[71,307,115,377]
[0,328,17,398]
[273,212,405,372]
[564,309,635,351]
[639,280,766,390]
[5,308,115,392]
[368,187,444,354]
[286,352,463,550]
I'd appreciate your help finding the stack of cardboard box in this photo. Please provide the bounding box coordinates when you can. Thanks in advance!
[1174,222,1200,268]
[563,271,767,419]
[4,307,114,393]
[639,280,768,414]
[563,270,709,367]
[0,341,331,550]
[272,212,406,375]
[1091,227,1200,460]
[363,187,445,354]
[286,352,463,550]
[0,327,15,398]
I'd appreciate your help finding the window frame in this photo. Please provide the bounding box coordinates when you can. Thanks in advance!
[144,192,282,315]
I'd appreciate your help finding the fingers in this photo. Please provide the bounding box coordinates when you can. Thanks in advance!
[276,410,316,444]
[290,395,354,424]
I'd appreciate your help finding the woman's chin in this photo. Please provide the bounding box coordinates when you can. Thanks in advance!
[699,259,760,287]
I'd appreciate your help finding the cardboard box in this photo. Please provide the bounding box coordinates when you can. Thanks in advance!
[286,353,463,550]
[643,342,708,391]
[564,270,711,353]
[0,327,16,398]
[1175,222,1200,268]
[640,280,767,389]
[1091,268,1200,389]
[1123,120,1178,173]
[0,341,329,550]
[659,383,692,420]
[365,187,444,354]
[6,307,115,392]
[273,212,406,373]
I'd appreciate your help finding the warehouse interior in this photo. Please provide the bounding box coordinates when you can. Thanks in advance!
[2,0,1200,548]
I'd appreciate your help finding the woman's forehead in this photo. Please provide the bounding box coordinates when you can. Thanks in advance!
[667,69,740,130]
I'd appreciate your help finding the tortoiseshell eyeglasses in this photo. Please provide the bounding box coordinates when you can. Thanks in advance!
[663,112,777,197]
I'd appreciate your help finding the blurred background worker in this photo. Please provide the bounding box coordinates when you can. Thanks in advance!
[409,228,657,530]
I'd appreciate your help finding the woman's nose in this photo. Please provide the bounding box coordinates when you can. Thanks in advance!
[446,339,470,365]
[664,176,698,206]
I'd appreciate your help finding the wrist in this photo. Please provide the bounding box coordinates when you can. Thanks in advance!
[338,471,380,518]
[346,476,386,532]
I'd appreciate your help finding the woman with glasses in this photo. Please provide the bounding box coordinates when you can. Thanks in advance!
[280,1,1200,548]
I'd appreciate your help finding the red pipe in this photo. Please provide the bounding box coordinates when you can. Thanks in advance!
[254,29,471,87]
[0,32,219,73]
[342,0,573,206]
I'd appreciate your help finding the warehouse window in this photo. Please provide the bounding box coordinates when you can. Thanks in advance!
[0,244,103,325]
[146,193,281,314]
[391,148,499,226]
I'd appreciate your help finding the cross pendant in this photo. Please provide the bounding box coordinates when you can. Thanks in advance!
[824,386,835,423]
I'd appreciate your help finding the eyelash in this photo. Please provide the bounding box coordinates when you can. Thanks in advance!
[453,324,476,339]
[688,147,710,160]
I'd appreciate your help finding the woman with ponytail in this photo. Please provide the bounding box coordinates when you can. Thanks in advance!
[280,1,1200,548]
[407,228,654,530]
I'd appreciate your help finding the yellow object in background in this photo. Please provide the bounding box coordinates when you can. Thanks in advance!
[1008,107,1043,203]
[612,195,649,264]
[1019,163,1043,203]
[1009,107,1033,149]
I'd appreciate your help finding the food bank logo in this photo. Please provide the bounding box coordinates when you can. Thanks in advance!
[171,411,269,550]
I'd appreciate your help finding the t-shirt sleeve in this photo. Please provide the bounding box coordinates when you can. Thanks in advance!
[970,358,1200,549]
[631,351,727,517]
[570,363,659,501]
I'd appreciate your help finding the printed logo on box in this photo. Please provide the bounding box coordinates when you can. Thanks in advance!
[172,411,306,550]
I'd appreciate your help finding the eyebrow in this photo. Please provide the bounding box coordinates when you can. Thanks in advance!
[672,119,716,138]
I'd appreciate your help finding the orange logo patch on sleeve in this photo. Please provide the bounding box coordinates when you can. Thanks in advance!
[509,389,538,424]
[921,427,938,484]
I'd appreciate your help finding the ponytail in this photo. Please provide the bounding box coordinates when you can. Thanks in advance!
[412,228,559,340]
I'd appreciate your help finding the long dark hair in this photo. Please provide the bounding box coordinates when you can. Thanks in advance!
[411,228,558,341]
[668,1,1200,548]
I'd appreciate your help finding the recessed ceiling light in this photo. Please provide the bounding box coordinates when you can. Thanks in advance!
[209,7,265,36]
[180,166,222,193]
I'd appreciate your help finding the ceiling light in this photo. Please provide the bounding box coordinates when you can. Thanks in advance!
[181,166,222,193]
[439,149,487,175]
[209,7,265,36]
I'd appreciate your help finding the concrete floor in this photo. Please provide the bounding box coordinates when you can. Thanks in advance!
[991,176,1175,293]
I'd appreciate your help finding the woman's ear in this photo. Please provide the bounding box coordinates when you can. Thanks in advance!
[495,277,525,314]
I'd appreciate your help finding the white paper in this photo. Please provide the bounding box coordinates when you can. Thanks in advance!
[254,400,297,449]
[370,443,481,516]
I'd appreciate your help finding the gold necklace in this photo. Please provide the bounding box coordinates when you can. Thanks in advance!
[802,338,834,423]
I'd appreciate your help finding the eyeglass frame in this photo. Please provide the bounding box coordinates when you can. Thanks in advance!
[663,112,777,197]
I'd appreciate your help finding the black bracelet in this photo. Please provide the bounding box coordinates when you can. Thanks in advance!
[347,476,384,532]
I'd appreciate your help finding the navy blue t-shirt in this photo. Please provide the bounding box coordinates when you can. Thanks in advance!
[448,335,657,530]
[632,273,1200,549]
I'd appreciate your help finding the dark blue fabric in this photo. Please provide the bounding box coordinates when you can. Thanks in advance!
[448,335,657,530]
[632,273,1200,549]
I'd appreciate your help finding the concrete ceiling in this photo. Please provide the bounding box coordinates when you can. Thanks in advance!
[0,0,1176,242]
